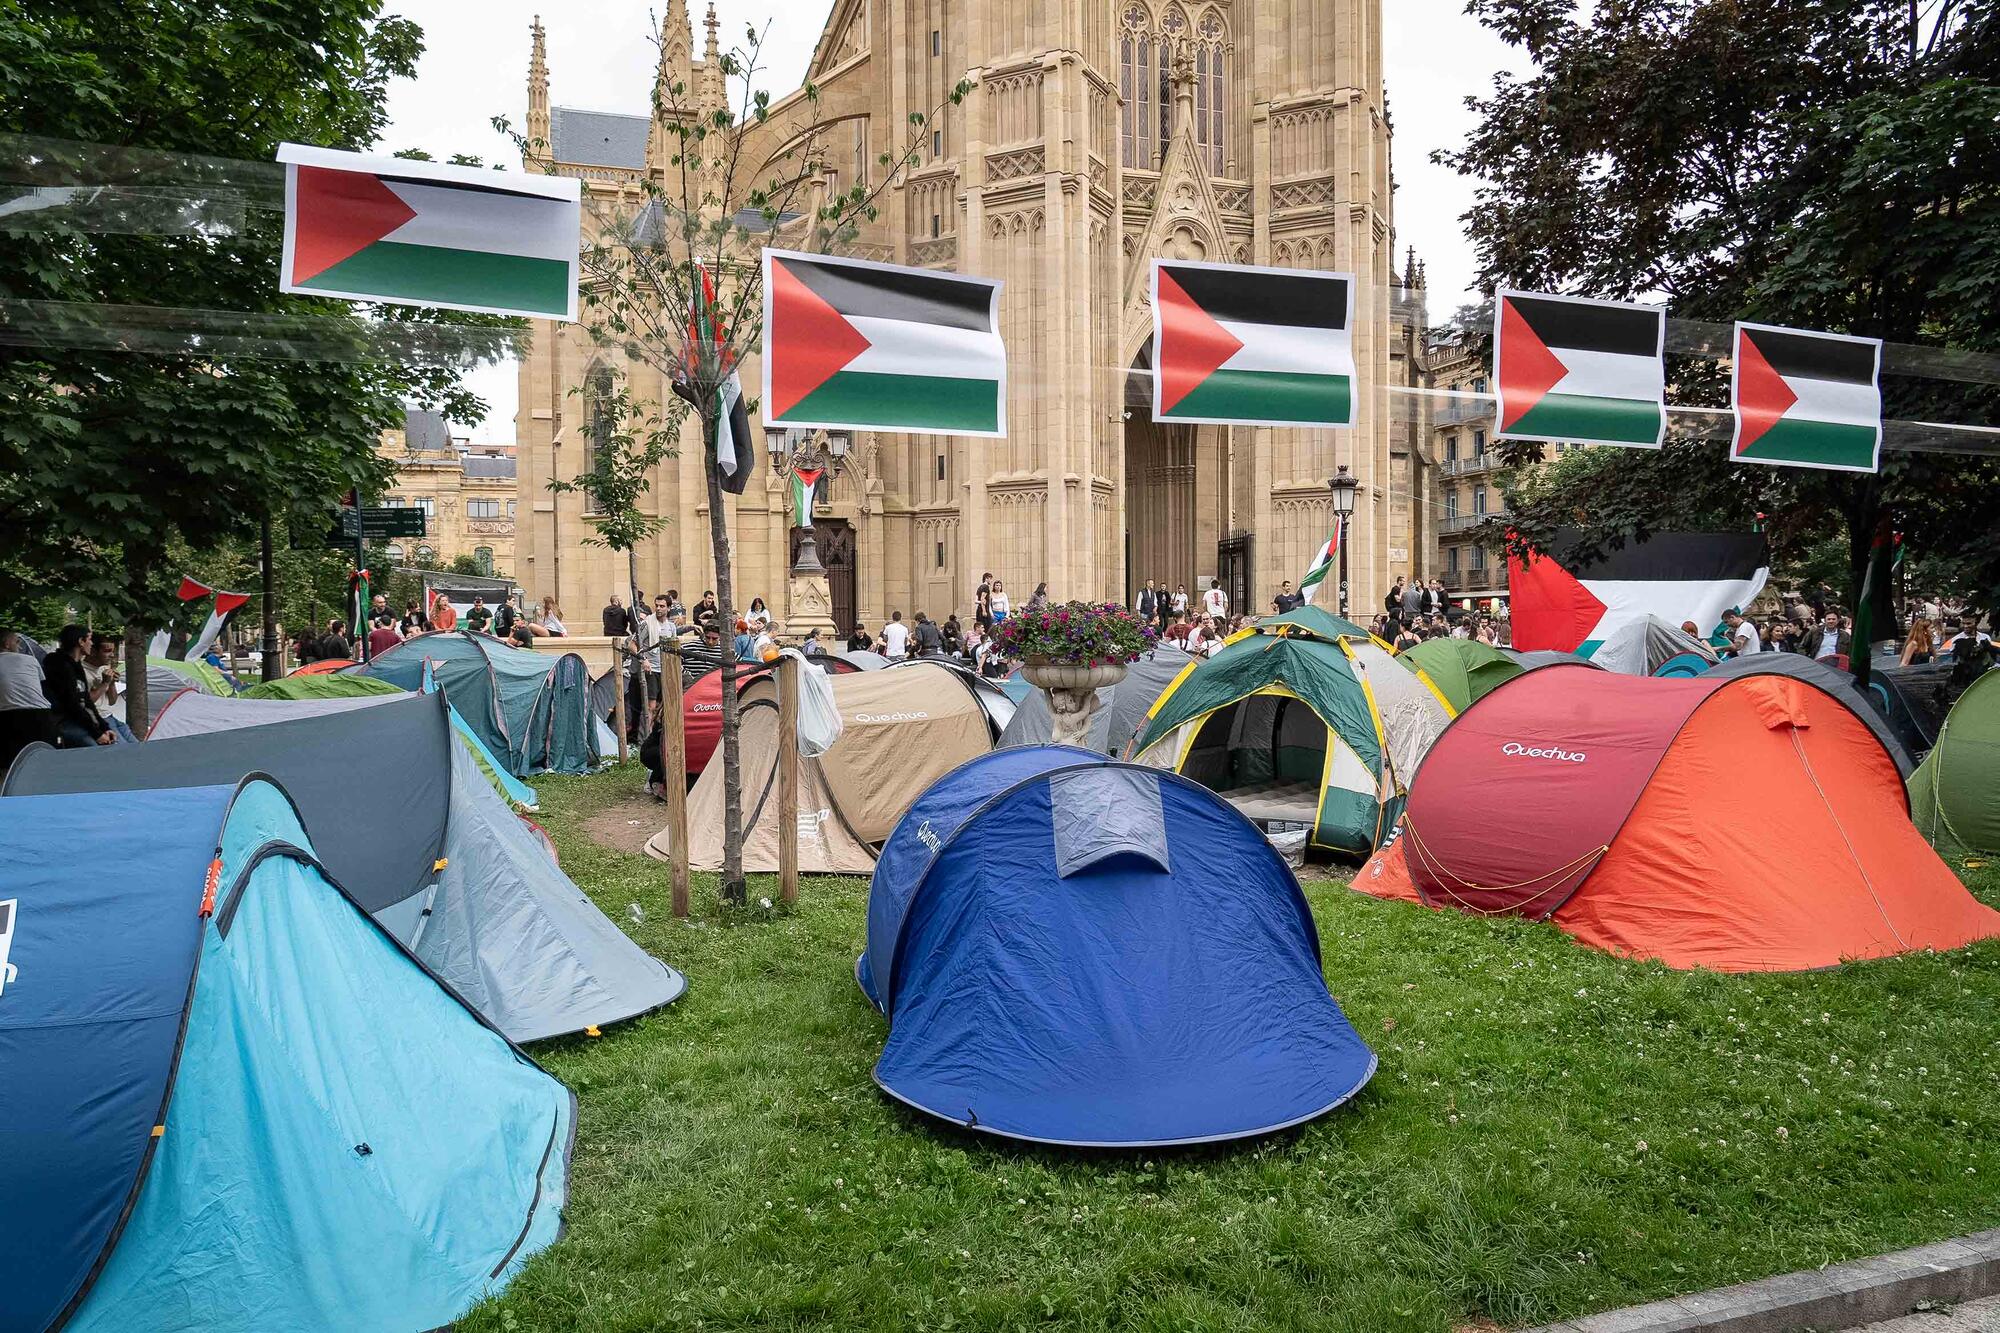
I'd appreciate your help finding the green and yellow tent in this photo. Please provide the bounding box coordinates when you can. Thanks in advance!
[1127,607,1452,855]
[1909,669,2000,861]
[1395,637,1521,715]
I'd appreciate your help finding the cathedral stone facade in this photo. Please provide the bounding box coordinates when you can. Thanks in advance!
[515,0,1431,630]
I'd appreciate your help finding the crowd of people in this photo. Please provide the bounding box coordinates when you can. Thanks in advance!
[0,624,139,771]
[1709,595,1992,671]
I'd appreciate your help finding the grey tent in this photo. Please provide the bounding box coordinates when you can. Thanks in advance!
[998,646,1195,756]
[1704,652,1916,777]
[826,649,888,671]
[4,690,683,1042]
[1503,648,1601,671]
[1589,613,1719,676]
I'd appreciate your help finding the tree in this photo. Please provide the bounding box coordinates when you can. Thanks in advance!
[502,17,969,904]
[548,366,678,717]
[0,1,510,724]
[1445,0,2000,626]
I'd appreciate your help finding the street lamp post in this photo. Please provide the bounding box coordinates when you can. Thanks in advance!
[1327,464,1359,619]
[767,428,848,575]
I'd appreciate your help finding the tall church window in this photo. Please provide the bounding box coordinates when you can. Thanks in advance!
[1119,36,1134,164]
[582,363,614,515]
[1136,35,1153,168]
[1198,10,1226,174]
[1120,7,1147,168]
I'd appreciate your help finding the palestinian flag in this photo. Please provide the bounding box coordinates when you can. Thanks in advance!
[790,466,824,529]
[1731,322,1882,474]
[1507,527,1769,654]
[1151,260,1354,427]
[1299,515,1343,605]
[1494,289,1664,448]
[671,263,755,494]
[762,249,1005,437]
[278,143,580,321]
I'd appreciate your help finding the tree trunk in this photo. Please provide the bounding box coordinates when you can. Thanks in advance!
[1843,477,1896,646]
[703,409,746,905]
[124,630,148,741]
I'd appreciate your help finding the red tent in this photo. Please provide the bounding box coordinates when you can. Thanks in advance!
[1357,665,2000,971]
[679,656,863,775]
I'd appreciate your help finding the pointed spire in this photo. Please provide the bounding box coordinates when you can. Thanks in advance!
[1169,44,1199,143]
[1403,245,1416,288]
[647,0,696,175]
[525,16,550,157]
[699,3,727,116]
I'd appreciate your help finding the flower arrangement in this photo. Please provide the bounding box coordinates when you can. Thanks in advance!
[995,600,1156,666]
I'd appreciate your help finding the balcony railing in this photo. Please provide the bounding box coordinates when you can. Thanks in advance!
[1435,396,1494,427]
[1440,568,1505,592]
[1439,509,1505,534]
[1438,454,1497,478]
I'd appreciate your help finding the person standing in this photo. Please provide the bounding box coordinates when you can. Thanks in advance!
[1272,581,1302,615]
[1722,607,1761,658]
[1170,584,1190,621]
[914,611,944,657]
[881,611,911,660]
[988,581,1011,624]
[366,616,401,659]
[1201,579,1228,623]
[1808,610,1852,663]
[1135,579,1159,627]
[44,625,111,748]
[1400,577,1424,623]
[975,573,994,631]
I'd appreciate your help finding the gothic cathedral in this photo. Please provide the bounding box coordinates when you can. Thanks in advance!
[514,0,1431,629]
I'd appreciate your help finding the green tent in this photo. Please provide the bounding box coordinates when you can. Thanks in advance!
[1909,669,2000,860]
[1395,638,1521,715]
[1128,607,1452,855]
[242,674,403,701]
[148,654,232,697]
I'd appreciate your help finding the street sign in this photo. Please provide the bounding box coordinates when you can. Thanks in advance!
[323,507,427,544]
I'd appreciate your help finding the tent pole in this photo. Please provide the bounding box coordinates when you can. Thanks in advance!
[663,639,690,918]
[778,654,800,905]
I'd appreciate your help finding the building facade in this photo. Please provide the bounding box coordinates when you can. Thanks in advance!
[516,0,1430,629]
[378,409,519,577]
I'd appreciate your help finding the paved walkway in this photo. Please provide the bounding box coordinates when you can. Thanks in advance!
[1861,1295,2000,1331]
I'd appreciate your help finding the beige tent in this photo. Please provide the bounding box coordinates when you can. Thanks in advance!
[646,662,998,873]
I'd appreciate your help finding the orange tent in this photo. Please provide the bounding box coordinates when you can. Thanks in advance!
[1356,665,2000,971]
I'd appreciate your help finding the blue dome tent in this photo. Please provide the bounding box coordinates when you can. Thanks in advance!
[862,746,1376,1147]
[0,779,572,1333]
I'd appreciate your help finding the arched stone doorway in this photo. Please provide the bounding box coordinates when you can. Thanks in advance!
[1123,349,1197,606]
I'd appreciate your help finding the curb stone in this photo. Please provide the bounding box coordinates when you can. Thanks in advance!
[1526,1228,2000,1333]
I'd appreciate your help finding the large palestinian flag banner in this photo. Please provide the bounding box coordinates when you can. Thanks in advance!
[1731,322,1883,474]
[278,144,580,320]
[762,249,1005,438]
[1494,289,1665,448]
[1149,259,1356,428]
[1508,528,1769,655]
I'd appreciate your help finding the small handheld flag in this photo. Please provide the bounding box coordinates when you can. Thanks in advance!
[762,249,1005,438]
[1731,322,1882,474]
[1494,289,1665,448]
[1150,260,1356,428]
[278,143,580,321]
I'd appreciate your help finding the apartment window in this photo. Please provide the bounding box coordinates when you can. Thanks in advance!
[1444,490,1459,520]
[1447,545,1460,571]
[415,544,436,561]
[1473,429,1487,457]
[931,28,940,55]
[507,499,518,517]
[1445,436,1459,461]
[1473,484,1488,515]
[1472,377,1487,396]
[386,543,405,559]
[1470,545,1487,571]
[467,498,501,519]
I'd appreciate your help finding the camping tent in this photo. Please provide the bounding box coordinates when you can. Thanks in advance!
[996,646,1194,754]
[1502,648,1599,670]
[1127,608,1452,855]
[1706,652,1915,777]
[825,648,886,671]
[1396,638,1521,715]
[1867,660,1965,760]
[861,746,1377,1146]
[646,662,998,872]
[7,691,683,1042]
[151,677,538,808]
[1908,669,2000,858]
[1587,613,1718,677]
[679,655,869,776]
[354,630,599,776]
[0,779,573,1333]
[1355,665,2000,971]
[881,656,1017,734]
[243,672,403,702]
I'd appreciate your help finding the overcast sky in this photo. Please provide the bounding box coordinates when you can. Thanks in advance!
[381,0,1519,441]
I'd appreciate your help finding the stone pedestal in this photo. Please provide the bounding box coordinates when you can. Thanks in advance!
[1021,660,1129,749]
[785,570,839,643]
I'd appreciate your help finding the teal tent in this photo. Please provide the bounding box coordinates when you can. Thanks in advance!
[355,630,600,776]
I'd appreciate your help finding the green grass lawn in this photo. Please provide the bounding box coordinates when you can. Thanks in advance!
[469,763,2000,1332]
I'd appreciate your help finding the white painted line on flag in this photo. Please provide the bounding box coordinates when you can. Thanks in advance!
[382,181,576,263]
[1784,374,1880,430]
[1552,347,1663,404]
[1217,320,1355,378]
[845,315,1005,381]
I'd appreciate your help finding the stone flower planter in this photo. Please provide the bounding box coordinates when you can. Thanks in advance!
[1021,659,1129,748]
